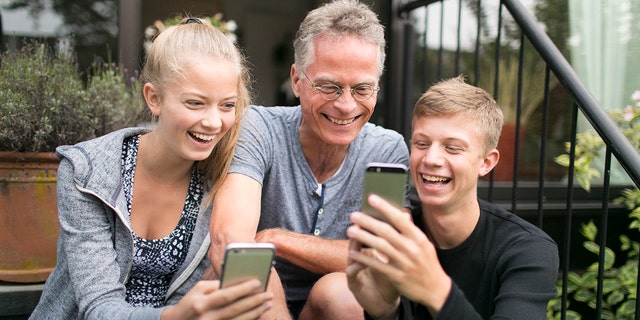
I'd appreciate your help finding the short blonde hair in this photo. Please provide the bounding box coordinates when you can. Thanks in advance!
[413,75,504,153]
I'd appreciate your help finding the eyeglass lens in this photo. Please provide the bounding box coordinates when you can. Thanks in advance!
[302,71,378,101]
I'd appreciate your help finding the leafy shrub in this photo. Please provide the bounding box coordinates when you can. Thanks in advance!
[0,40,141,152]
[548,92,640,319]
[546,215,638,320]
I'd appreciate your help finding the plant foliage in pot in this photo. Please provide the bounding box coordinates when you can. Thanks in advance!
[476,53,556,181]
[0,40,142,282]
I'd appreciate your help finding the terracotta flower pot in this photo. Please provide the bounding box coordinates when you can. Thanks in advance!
[0,151,60,283]
[492,123,526,181]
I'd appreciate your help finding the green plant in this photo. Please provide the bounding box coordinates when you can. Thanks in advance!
[548,91,640,319]
[0,40,141,152]
[555,97,640,191]
[546,216,638,320]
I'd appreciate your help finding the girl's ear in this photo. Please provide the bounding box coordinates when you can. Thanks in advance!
[478,149,500,177]
[143,83,161,116]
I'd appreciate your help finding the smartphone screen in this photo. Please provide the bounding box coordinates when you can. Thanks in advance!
[361,162,408,222]
[219,243,276,291]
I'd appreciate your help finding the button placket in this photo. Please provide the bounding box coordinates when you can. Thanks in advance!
[310,184,325,236]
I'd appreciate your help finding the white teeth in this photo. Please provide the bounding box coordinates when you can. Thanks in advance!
[328,116,355,125]
[421,174,448,182]
[191,132,215,141]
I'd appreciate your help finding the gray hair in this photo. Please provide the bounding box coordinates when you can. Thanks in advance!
[293,0,385,77]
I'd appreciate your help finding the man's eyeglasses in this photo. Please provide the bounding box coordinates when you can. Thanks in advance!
[301,71,379,102]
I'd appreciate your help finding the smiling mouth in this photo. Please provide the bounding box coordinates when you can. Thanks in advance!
[189,132,215,143]
[420,174,451,185]
[325,114,358,125]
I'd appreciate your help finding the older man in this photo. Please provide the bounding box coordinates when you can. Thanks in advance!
[208,1,409,319]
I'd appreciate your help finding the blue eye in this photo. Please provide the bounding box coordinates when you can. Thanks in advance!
[354,85,375,96]
[317,84,340,94]
[412,141,429,149]
[187,101,203,107]
[222,102,236,110]
[446,145,463,152]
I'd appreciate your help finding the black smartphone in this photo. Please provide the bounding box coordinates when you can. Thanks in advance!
[361,162,408,222]
[219,242,276,291]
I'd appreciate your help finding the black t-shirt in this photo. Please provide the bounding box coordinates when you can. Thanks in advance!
[391,199,558,320]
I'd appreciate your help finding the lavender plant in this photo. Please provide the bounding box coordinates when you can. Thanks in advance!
[0,40,141,152]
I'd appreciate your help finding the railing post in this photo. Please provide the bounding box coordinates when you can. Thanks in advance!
[118,0,141,80]
[387,0,411,139]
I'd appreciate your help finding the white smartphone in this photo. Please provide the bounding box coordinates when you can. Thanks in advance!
[361,162,408,222]
[219,242,276,291]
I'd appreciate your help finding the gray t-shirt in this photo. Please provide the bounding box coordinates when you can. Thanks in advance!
[229,105,409,302]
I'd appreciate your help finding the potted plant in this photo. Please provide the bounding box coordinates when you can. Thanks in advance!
[476,53,554,180]
[0,40,141,282]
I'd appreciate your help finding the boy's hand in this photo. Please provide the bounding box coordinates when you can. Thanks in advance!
[347,194,452,317]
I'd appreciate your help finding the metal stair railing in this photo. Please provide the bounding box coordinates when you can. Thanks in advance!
[386,0,640,319]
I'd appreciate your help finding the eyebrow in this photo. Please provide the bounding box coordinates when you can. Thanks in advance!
[179,92,207,99]
[412,131,469,144]
[310,75,376,87]
[179,92,238,101]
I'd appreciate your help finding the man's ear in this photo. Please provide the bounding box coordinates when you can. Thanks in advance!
[478,149,500,177]
[290,64,301,98]
[143,83,161,116]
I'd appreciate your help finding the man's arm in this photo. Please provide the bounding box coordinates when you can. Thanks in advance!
[209,173,262,274]
[209,173,291,320]
[256,229,349,274]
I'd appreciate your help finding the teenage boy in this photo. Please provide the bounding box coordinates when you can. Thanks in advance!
[346,76,559,319]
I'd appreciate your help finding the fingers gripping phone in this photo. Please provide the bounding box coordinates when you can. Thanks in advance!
[219,243,276,291]
[361,162,408,222]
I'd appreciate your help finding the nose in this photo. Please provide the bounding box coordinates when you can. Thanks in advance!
[201,107,222,131]
[421,146,445,167]
[332,89,358,114]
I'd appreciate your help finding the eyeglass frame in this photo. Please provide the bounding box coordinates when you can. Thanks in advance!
[300,71,380,102]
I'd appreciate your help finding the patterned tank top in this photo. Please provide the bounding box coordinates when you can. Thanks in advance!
[121,134,203,307]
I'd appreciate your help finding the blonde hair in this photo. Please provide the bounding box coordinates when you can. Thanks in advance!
[141,17,251,204]
[413,75,504,153]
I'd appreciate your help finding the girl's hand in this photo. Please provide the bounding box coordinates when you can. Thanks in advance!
[161,279,272,320]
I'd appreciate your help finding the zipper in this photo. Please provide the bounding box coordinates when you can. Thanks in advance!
[77,181,208,303]
[75,183,135,284]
